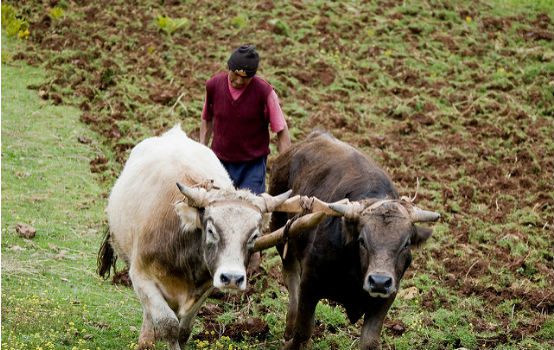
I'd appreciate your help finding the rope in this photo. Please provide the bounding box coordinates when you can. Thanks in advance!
[191,179,220,191]
[281,199,311,259]
[400,177,420,203]
[300,196,315,212]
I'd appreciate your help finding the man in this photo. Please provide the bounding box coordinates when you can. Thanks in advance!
[200,45,291,194]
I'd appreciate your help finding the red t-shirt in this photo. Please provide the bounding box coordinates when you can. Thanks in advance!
[204,73,279,162]
[202,74,286,132]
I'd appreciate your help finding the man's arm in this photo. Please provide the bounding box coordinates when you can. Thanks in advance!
[276,124,291,153]
[200,93,213,146]
[266,90,291,153]
[200,118,213,146]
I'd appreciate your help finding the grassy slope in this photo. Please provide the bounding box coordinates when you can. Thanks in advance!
[2,0,554,350]
[1,33,141,350]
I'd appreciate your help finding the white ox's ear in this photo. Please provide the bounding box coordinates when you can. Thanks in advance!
[174,201,201,232]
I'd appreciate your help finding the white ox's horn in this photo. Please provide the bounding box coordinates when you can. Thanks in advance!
[408,206,441,223]
[176,182,210,207]
[271,195,303,213]
[328,201,365,220]
[255,190,293,212]
[252,212,326,251]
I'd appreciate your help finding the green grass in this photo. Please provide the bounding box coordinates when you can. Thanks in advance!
[490,0,554,14]
[1,32,141,350]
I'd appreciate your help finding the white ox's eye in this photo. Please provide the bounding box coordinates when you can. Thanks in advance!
[205,222,219,244]
[247,230,260,250]
[359,237,367,249]
[403,238,411,250]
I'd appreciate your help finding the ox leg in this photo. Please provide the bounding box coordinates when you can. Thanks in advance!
[359,299,394,350]
[282,258,301,341]
[130,267,181,350]
[177,287,213,347]
[138,310,155,350]
[283,287,318,350]
[360,316,383,350]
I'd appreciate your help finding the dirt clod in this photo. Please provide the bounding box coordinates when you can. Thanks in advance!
[16,223,36,239]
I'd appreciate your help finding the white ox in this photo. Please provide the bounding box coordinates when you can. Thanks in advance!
[98,125,323,350]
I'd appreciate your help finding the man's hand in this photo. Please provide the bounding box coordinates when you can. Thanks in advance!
[277,125,291,154]
[200,119,213,146]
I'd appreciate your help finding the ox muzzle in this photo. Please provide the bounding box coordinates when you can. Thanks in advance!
[213,268,247,290]
[364,272,396,298]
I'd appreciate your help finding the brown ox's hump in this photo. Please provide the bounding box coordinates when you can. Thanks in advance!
[269,131,397,203]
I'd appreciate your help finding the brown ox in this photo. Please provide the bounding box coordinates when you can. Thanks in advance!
[269,131,441,350]
[97,125,326,350]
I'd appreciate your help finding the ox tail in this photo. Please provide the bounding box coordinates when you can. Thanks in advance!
[97,228,117,279]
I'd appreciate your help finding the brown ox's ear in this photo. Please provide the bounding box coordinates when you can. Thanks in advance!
[411,226,433,247]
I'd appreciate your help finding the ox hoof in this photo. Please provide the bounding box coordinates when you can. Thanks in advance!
[359,340,381,350]
[283,326,296,342]
[137,340,155,350]
[281,340,294,350]
[361,346,381,350]
[282,339,310,350]
[154,316,179,341]
[178,329,192,347]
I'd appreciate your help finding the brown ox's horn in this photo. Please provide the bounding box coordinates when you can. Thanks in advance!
[327,201,364,220]
[312,197,346,216]
[176,182,210,207]
[255,190,293,212]
[252,212,326,252]
[408,206,441,222]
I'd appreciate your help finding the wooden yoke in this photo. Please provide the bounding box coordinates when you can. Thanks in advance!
[252,212,326,252]
[252,195,350,251]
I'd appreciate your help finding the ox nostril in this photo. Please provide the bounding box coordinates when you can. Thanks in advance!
[235,275,245,286]
[368,274,393,291]
[220,273,231,285]
[220,273,245,287]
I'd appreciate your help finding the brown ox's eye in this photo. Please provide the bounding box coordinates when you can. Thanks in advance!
[358,237,367,249]
[403,238,411,250]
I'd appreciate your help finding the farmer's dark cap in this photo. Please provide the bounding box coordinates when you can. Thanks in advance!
[227,45,259,78]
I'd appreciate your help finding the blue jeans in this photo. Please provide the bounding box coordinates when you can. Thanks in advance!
[220,156,267,194]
